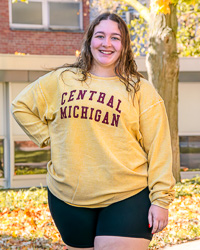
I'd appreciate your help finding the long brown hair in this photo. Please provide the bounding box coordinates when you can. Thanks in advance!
[53,12,143,94]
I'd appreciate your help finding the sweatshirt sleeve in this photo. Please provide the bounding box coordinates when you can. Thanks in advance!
[11,78,50,148]
[138,81,176,209]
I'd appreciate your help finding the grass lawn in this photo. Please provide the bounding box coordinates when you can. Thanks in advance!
[0,177,200,250]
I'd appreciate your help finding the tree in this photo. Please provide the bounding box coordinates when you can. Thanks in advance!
[176,2,200,57]
[146,1,180,182]
[12,0,28,3]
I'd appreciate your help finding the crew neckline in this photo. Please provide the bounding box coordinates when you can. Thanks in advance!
[88,72,119,80]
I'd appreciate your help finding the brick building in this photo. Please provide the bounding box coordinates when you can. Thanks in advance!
[0,0,90,55]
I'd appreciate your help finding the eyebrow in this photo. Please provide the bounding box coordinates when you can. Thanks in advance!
[94,31,121,37]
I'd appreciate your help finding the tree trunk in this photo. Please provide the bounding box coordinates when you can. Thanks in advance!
[146,4,180,182]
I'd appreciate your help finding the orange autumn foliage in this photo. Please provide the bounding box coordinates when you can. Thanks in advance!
[151,0,172,14]
[0,180,200,249]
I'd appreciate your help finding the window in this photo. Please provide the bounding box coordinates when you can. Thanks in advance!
[0,140,4,178]
[49,2,80,28]
[180,136,200,171]
[10,0,83,30]
[14,141,51,175]
[12,1,42,25]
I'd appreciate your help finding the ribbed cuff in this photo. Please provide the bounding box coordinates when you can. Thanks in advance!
[151,200,170,209]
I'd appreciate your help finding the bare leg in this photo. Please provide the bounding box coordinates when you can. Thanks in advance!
[94,236,150,250]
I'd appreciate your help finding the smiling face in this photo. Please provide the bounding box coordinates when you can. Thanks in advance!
[90,19,122,76]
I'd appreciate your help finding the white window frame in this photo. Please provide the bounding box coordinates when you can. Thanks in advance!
[0,82,8,188]
[9,0,83,31]
[12,135,48,188]
[0,137,5,179]
[0,82,12,189]
[10,82,49,188]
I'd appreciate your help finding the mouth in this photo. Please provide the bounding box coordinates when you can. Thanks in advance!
[99,50,114,55]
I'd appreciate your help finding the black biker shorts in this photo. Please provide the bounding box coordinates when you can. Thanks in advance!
[48,187,153,248]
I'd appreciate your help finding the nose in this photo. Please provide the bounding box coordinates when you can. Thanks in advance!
[102,37,111,47]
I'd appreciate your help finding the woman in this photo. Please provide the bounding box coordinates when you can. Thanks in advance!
[11,12,175,250]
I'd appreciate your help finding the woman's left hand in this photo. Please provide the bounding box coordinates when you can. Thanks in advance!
[148,204,168,234]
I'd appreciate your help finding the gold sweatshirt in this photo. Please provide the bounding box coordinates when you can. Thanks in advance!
[11,68,175,209]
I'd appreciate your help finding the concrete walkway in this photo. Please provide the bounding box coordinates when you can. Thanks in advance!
[163,239,200,250]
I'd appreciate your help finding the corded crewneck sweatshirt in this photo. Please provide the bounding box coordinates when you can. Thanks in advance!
[11,68,175,209]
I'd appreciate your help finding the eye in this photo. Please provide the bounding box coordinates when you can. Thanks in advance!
[96,35,104,39]
[112,37,120,40]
